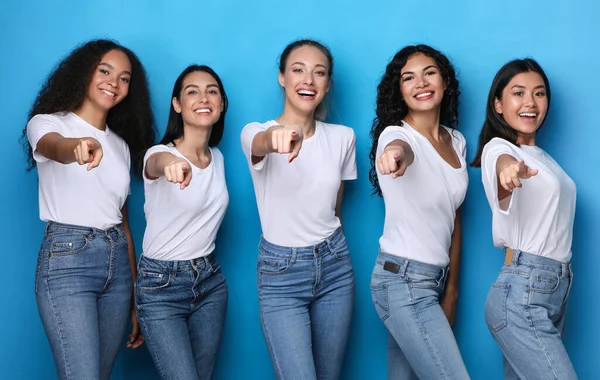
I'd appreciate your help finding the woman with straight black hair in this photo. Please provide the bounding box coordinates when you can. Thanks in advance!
[24,39,155,380]
[369,44,469,379]
[136,64,229,380]
[472,59,577,379]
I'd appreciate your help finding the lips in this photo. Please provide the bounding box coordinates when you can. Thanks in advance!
[518,112,538,121]
[194,107,212,114]
[414,91,433,100]
[297,89,316,99]
[100,89,117,98]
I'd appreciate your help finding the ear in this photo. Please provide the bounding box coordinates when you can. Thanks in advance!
[278,71,285,88]
[494,97,503,114]
[172,97,182,113]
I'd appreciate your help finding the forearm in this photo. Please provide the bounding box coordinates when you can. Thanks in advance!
[384,139,415,167]
[145,152,179,179]
[37,133,83,164]
[121,203,137,288]
[251,126,281,157]
[495,154,518,176]
[446,210,462,296]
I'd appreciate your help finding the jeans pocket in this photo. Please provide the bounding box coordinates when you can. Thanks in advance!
[407,270,440,289]
[485,283,510,333]
[49,233,90,257]
[530,268,560,294]
[370,281,390,322]
[258,255,290,275]
[137,268,170,291]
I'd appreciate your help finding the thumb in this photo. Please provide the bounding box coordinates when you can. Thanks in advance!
[288,141,302,163]
[525,166,538,178]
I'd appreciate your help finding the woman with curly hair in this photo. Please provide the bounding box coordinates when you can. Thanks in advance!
[136,65,229,380]
[241,39,356,379]
[23,39,156,380]
[471,59,577,379]
[369,45,469,379]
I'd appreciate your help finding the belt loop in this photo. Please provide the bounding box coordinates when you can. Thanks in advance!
[400,259,409,278]
[291,248,297,264]
[172,260,178,276]
[44,222,51,236]
[561,262,569,278]
[513,249,521,266]
[204,256,213,272]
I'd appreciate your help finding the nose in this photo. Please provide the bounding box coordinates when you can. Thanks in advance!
[416,74,428,88]
[524,92,536,107]
[303,72,314,85]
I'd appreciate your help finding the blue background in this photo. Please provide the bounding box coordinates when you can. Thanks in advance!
[1,0,599,378]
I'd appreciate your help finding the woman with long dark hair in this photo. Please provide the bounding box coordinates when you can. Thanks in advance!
[471,59,577,379]
[369,44,469,379]
[24,39,156,380]
[241,39,356,380]
[136,65,229,380]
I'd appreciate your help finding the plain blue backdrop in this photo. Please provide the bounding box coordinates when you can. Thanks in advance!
[1,0,599,379]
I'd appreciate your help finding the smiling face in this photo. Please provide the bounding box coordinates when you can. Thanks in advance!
[172,70,223,130]
[84,49,131,111]
[494,71,548,145]
[278,45,331,117]
[399,53,446,115]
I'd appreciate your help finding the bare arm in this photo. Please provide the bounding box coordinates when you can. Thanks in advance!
[37,133,103,169]
[441,208,462,327]
[144,152,180,180]
[251,125,303,165]
[495,154,538,200]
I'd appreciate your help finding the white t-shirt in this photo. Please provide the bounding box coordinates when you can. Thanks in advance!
[241,120,357,247]
[142,144,229,261]
[481,138,576,263]
[377,123,468,267]
[27,112,130,230]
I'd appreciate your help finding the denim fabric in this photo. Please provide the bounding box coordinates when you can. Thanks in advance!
[257,228,355,380]
[135,253,228,380]
[35,221,132,380]
[485,250,577,380]
[370,251,469,380]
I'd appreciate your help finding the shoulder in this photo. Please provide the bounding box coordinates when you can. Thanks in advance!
[483,137,517,154]
[27,112,69,129]
[211,146,224,160]
[145,144,173,159]
[242,120,275,132]
[319,121,355,141]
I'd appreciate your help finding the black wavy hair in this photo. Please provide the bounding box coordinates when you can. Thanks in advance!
[470,58,551,167]
[159,65,228,147]
[278,39,333,121]
[369,44,460,196]
[21,39,156,176]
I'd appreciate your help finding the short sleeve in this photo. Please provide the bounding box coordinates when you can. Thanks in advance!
[26,114,66,163]
[376,125,416,159]
[481,138,517,214]
[240,122,269,171]
[341,129,357,180]
[143,145,173,184]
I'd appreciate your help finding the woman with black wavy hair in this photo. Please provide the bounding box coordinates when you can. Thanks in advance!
[472,59,577,379]
[369,45,469,379]
[23,39,156,380]
[136,65,229,380]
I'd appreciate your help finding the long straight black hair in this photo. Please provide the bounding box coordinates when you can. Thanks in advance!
[159,65,228,147]
[470,58,551,167]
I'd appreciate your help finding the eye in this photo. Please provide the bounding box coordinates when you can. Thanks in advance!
[99,69,109,75]
[187,90,197,95]
[514,91,524,96]
[120,77,130,83]
[315,70,326,76]
[535,91,546,97]
[425,70,437,76]
[292,68,303,73]
[402,76,413,82]
[208,89,219,95]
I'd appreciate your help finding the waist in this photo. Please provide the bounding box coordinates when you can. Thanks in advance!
[45,221,124,239]
[259,227,344,259]
[376,250,448,278]
[139,252,217,272]
[505,248,571,277]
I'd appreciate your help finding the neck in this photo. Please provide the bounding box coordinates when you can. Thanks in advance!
[174,124,211,159]
[404,109,442,140]
[516,133,536,146]
[277,106,317,139]
[74,101,108,131]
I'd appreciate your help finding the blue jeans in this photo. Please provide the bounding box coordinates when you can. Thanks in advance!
[35,221,132,380]
[370,251,469,380]
[257,228,355,380]
[135,253,228,380]
[485,250,577,380]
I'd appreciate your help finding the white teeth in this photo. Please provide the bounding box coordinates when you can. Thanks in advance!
[101,89,116,97]
[195,109,210,113]
[416,92,432,98]
[298,90,316,96]
[519,113,537,117]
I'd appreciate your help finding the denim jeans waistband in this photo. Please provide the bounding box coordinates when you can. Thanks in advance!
[139,252,217,272]
[506,249,571,278]
[45,221,124,239]
[376,250,447,280]
[259,228,344,259]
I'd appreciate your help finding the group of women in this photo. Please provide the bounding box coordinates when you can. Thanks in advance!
[23,38,577,380]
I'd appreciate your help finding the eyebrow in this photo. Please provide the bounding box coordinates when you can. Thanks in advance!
[510,84,546,89]
[99,62,131,76]
[401,65,437,77]
[183,83,219,90]
[290,62,328,70]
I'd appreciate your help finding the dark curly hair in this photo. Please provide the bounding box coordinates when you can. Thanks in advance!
[278,39,333,121]
[159,65,228,147]
[368,44,460,196]
[470,58,551,167]
[21,39,156,176]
